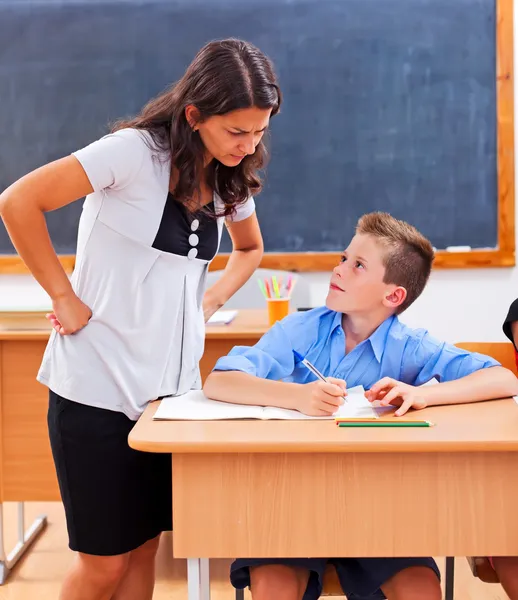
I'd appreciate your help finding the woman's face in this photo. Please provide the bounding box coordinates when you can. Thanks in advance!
[192,106,272,167]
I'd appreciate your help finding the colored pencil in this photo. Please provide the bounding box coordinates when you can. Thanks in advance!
[264,279,272,298]
[257,279,268,299]
[271,275,280,298]
[337,421,433,428]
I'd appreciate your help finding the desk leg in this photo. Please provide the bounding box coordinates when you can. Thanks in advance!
[0,502,47,584]
[444,557,454,600]
[188,558,211,600]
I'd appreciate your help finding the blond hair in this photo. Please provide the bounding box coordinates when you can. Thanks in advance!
[356,212,435,313]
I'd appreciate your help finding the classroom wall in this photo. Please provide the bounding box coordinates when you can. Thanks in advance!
[0,0,517,343]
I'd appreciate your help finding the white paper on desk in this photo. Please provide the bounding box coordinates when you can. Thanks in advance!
[154,391,263,420]
[153,385,377,421]
[206,310,238,325]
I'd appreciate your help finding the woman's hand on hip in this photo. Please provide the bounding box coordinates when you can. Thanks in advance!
[46,292,92,335]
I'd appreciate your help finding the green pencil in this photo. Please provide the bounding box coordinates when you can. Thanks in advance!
[337,421,433,428]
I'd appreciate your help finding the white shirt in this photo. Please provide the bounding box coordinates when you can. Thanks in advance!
[37,128,255,420]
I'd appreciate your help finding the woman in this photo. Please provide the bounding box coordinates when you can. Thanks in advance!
[0,38,281,600]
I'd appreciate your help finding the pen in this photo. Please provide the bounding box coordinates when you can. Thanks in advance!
[293,350,347,403]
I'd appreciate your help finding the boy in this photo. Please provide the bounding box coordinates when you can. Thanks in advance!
[204,212,518,600]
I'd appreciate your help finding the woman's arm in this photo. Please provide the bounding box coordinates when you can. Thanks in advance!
[0,156,93,333]
[203,212,263,320]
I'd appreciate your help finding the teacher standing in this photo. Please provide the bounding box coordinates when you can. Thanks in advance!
[0,38,281,600]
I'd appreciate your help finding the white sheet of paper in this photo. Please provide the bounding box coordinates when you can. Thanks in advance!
[206,310,238,325]
[154,390,262,420]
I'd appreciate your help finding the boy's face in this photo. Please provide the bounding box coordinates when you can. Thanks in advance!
[325,233,406,315]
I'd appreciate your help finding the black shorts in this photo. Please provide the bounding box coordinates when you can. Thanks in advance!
[231,557,440,600]
[47,389,172,556]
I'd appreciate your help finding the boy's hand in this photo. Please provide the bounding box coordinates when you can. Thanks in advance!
[299,378,347,416]
[365,378,428,416]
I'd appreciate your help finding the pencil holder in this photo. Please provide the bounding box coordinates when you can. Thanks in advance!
[266,297,290,326]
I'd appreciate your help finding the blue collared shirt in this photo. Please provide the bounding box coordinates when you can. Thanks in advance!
[212,307,499,388]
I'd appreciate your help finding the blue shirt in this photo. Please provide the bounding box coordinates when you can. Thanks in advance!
[213,307,499,388]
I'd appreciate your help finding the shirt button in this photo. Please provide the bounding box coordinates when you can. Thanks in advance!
[189,233,199,246]
[187,248,198,260]
[191,219,200,232]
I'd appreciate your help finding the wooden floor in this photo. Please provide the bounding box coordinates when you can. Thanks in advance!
[0,502,510,599]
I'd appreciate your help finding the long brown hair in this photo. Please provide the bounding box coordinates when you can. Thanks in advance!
[112,38,281,216]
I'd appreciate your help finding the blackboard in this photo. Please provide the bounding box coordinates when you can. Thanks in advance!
[0,0,503,259]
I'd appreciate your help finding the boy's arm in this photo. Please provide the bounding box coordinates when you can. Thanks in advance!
[204,317,346,416]
[368,366,518,416]
[366,334,518,416]
[419,366,517,406]
[205,371,295,408]
[205,370,345,416]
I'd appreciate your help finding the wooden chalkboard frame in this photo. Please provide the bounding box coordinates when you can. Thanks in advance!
[0,0,514,274]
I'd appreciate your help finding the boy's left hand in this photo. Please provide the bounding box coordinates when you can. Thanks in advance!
[365,378,428,416]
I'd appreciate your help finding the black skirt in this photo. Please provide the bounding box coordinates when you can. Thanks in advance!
[47,389,172,556]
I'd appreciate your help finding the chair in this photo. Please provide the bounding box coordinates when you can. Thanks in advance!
[453,341,518,588]
[321,564,343,595]
[455,341,517,375]
[206,268,312,310]
[466,557,500,583]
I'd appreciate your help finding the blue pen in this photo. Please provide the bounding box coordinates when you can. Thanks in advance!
[293,350,348,403]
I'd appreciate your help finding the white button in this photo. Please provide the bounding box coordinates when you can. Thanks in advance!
[191,219,199,232]
[187,248,198,260]
[189,233,199,246]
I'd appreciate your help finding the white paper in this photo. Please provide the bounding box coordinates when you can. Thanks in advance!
[206,310,238,325]
[153,385,377,421]
[154,390,262,420]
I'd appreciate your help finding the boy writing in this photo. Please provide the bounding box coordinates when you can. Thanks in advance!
[204,212,518,600]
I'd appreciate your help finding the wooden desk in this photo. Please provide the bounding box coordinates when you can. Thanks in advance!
[0,309,267,581]
[129,399,518,599]
[0,309,267,502]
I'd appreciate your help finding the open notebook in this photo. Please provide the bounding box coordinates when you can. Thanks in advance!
[153,385,378,421]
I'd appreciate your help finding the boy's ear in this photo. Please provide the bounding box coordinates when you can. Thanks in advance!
[384,286,407,310]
